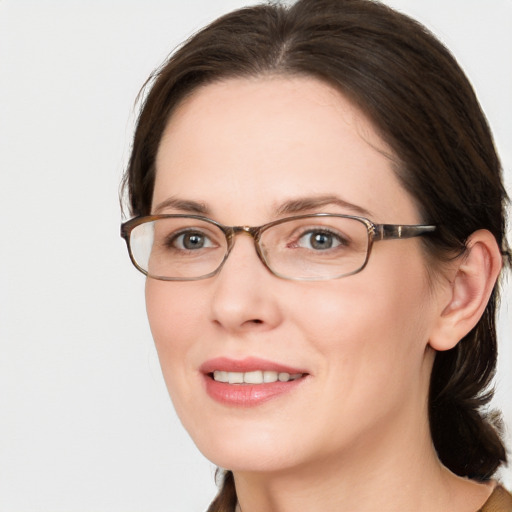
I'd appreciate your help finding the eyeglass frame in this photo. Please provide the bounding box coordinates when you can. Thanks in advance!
[120,213,437,281]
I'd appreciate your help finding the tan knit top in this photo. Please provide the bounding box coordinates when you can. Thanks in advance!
[479,485,512,512]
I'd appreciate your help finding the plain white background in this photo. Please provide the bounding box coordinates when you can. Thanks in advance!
[0,1,510,511]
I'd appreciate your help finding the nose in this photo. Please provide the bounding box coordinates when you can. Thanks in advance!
[209,232,283,333]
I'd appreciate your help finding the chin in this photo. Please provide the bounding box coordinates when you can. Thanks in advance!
[184,416,309,473]
[204,444,303,474]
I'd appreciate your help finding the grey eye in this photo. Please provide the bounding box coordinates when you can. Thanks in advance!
[297,230,344,250]
[171,231,214,250]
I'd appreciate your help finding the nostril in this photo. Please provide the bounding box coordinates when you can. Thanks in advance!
[251,319,263,324]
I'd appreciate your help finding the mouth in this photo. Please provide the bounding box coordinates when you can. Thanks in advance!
[200,357,309,406]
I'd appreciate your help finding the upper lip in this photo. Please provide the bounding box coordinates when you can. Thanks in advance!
[199,357,308,375]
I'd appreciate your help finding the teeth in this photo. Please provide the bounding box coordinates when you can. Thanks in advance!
[214,371,229,383]
[228,372,244,384]
[213,370,303,384]
[245,370,264,384]
[263,370,278,383]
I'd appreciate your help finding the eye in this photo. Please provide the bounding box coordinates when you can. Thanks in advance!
[169,230,215,250]
[297,229,347,250]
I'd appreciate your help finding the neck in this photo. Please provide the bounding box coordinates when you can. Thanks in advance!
[232,408,493,512]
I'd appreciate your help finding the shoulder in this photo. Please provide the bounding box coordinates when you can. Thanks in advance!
[479,485,512,512]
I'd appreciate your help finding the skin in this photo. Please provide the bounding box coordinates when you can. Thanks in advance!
[146,77,497,512]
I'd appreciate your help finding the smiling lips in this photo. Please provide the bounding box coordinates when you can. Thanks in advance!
[201,357,308,406]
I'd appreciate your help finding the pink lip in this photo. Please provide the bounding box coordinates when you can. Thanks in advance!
[200,357,306,374]
[200,357,309,408]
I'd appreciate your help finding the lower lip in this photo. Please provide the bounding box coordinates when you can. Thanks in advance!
[204,375,307,407]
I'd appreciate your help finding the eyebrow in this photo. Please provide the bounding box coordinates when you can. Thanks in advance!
[152,197,210,215]
[153,194,373,219]
[275,195,373,218]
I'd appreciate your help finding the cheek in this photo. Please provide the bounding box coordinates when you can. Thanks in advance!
[298,276,427,344]
[144,279,216,434]
[145,280,201,378]
[293,252,433,386]
[146,279,200,336]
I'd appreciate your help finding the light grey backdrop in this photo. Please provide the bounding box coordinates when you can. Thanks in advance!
[0,1,510,511]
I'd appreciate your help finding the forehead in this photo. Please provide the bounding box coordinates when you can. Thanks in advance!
[158,76,386,163]
[153,76,418,224]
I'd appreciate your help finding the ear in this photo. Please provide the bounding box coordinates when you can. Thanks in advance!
[428,230,502,352]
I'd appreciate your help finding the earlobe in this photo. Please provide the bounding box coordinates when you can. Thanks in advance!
[428,230,502,352]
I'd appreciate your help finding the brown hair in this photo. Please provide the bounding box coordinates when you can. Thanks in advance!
[123,0,510,509]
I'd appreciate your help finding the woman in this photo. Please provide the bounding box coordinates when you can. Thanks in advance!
[121,0,511,510]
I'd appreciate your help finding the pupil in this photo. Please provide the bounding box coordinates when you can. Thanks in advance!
[311,232,332,249]
[184,233,204,249]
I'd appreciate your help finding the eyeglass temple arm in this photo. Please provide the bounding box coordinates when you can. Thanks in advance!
[376,224,436,240]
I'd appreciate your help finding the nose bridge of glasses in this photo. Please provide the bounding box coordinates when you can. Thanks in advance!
[228,225,261,240]
[224,225,264,261]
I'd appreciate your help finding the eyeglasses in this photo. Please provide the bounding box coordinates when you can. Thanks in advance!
[120,214,436,281]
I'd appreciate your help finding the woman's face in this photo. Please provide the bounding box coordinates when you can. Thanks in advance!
[147,77,443,473]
